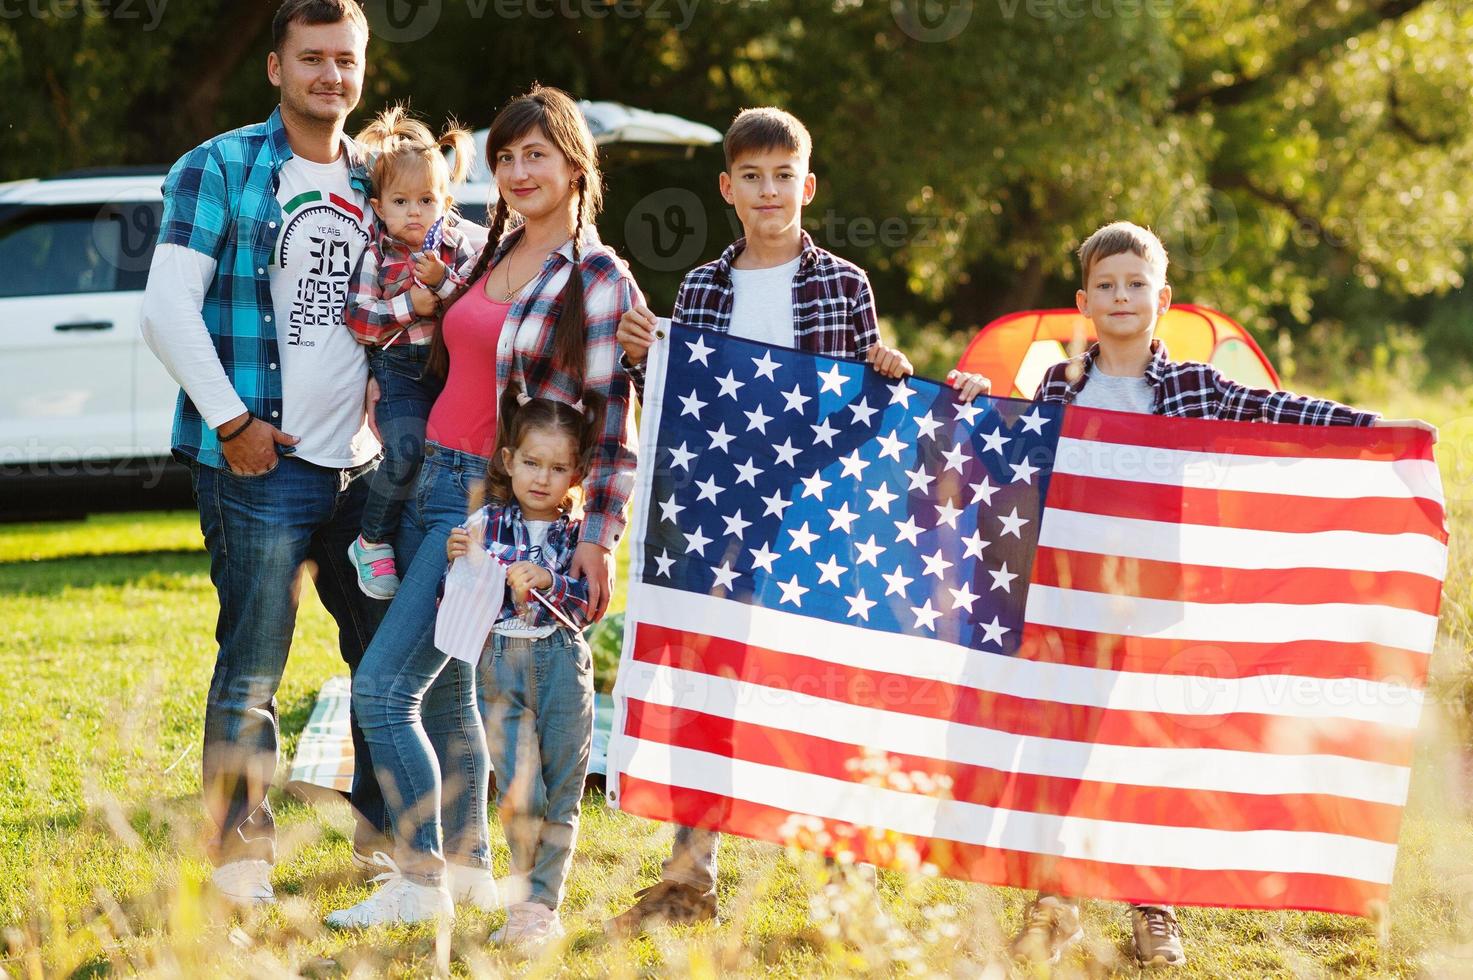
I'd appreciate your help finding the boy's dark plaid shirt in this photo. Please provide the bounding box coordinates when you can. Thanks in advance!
[624,231,879,395]
[1036,340,1380,426]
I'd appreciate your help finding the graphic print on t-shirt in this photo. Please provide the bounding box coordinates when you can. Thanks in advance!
[277,190,370,348]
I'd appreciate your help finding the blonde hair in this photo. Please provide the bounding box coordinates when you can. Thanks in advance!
[1077,221,1169,285]
[356,104,474,204]
[724,107,812,170]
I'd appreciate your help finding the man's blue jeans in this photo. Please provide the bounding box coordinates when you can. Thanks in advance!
[352,443,492,885]
[360,344,442,544]
[480,628,595,909]
[191,455,389,865]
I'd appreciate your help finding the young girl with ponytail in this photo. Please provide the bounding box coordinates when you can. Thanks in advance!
[329,86,639,931]
[344,106,478,600]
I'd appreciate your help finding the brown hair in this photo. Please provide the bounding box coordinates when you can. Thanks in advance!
[723,107,812,170]
[486,390,604,514]
[1077,221,1169,285]
[433,85,603,383]
[356,104,474,208]
[272,0,368,51]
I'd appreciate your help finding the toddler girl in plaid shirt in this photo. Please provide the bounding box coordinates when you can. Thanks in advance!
[445,393,599,948]
[343,106,479,599]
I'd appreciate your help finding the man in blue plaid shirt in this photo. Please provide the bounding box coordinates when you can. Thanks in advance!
[140,0,389,907]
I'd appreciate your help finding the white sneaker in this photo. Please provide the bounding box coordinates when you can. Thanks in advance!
[448,862,501,911]
[490,901,564,948]
[325,852,453,928]
[212,859,275,906]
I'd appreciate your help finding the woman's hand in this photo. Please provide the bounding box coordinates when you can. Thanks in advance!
[616,305,658,364]
[571,541,614,622]
[1374,417,1439,442]
[414,251,447,288]
[506,561,554,603]
[409,285,439,317]
[865,343,913,379]
[946,369,992,403]
[446,526,471,561]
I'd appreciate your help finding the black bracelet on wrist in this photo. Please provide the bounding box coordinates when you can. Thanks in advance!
[219,412,255,443]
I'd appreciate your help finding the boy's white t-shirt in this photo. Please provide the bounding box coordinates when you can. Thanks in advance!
[728,254,801,348]
[493,519,559,639]
[1073,365,1155,415]
[270,153,379,468]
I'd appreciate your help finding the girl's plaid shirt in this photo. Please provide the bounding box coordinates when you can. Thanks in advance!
[1036,340,1380,426]
[484,226,641,551]
[343,219,480,347]
[464,501,589,629]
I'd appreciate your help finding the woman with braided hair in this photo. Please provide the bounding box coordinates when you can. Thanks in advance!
[329,85,640,929]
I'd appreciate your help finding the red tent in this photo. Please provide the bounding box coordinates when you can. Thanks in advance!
[955,304,1281,399]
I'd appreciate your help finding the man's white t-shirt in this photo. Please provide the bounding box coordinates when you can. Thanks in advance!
[728,254,801,348]
[271,154,378,467]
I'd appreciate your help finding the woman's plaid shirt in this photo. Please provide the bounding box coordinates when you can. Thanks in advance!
[481,226,641,550]
[1036,340,1379,426]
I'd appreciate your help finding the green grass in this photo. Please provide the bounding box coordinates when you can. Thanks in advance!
[4,384,1473,977]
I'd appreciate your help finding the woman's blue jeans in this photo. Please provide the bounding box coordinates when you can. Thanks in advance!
[352,442,492,885]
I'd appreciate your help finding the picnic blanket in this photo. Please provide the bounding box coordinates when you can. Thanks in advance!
[286,676,615,798]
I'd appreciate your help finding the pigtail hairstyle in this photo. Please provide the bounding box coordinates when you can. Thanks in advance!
[485,386,604,516]
[433,85,604,386]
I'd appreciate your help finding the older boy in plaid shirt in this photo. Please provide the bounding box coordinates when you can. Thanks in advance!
[611,106,990,935]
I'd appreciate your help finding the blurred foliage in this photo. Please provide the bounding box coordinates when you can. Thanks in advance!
[2,0,1471,370]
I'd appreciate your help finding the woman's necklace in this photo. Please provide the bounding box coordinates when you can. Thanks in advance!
[499,230,574,302]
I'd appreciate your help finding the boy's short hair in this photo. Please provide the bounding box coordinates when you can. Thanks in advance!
[1077,221,1169,284]
[272,0,369,51]
[724,107,812,170]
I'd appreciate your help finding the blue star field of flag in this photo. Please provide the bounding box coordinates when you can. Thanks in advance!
[639,325,1064,654]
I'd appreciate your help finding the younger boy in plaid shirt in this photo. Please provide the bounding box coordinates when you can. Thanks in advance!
[1012,221,1435,969]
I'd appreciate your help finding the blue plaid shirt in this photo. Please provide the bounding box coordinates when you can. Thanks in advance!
[155,107,373,469]
[463,501,590,630]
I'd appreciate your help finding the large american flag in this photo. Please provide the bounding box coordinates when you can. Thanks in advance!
[606,324,1447,917]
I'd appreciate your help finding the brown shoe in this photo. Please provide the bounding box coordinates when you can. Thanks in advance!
[606,880,717,937]
[1131,905,1186,967]
[1008,895,1084,964]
